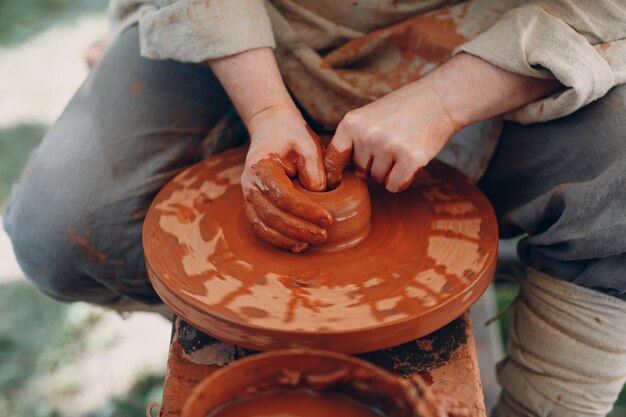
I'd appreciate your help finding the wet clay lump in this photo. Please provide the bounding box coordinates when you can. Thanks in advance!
[143,146,498,353]
[294,170,371,252]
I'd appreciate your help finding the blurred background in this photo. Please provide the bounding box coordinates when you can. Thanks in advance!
[0,1,624,417]
[0,1,170,416]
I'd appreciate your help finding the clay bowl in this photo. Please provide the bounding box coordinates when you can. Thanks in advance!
[182,349,444,417]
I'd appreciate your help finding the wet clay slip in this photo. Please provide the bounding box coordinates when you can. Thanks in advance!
[181,349,469,417]
[206,390,382,417]
[143,146,498,353]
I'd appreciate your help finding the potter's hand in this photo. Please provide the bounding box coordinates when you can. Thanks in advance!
[207,48,332,252]
[325,83,456,193]
[242,105,332,252]
[325,53,562,192]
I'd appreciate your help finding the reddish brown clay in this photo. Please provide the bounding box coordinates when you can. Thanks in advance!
[181,349,470,417]
[294,170,371,252]
[143,146,498,353]
[244,153,333,253]
[249,155,332,228]
[207,390,382,417]
[324,144,352,187]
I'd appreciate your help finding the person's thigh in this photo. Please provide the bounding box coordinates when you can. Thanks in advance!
[480,85,626,298]
[3,26,235,306]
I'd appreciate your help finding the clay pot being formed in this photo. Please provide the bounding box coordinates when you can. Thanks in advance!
[293,170,372,252]
[181,349,461,417]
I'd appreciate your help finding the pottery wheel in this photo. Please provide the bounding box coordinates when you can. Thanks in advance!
[143,147,498,353]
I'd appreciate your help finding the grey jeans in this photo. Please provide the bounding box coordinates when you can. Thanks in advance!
[4,26,626,307]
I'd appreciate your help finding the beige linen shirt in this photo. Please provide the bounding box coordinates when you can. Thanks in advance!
[109,0,626,181]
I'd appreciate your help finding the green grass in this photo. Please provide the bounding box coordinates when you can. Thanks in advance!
[0,0,107,46]
[0,281,164,417]
[613,391,626,417]
[0,123,47,204]
[0,281,74,416]
[494,282,518,352]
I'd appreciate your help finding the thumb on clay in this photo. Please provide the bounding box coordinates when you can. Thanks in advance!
[324,131,353,187]
[296,128,327,192]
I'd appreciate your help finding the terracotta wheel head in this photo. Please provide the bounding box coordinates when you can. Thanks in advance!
[143,147,498,353]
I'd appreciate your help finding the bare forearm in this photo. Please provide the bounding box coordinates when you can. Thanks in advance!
[426,53,562,130]
[207,47,297,129]
[326,53,562,192]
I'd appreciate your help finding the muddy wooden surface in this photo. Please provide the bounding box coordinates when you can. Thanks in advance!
[159,313,486,417]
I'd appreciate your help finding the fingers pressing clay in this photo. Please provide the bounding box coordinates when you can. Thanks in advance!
[294,127,327,192]
[270,153,297,178]
[244,202,309,253]
[253,157,333,228]
[240,106,332,252]
[324,141,352,188]
[248,190,328,244]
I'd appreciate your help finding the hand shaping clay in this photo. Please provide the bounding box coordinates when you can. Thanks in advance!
[143,146,498,353]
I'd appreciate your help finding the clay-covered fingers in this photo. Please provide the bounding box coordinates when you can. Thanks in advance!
[293,127,327,192]
[324,129,353,188]
[253,158,333,228]
[271,153,297,177]
[248,189,327,244]
[244,203,308,253]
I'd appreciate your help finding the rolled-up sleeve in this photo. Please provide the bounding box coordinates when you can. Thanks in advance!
[138,0,276,63]
[455,0,626,123]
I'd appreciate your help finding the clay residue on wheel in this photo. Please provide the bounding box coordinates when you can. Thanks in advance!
[143,147,498,352]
